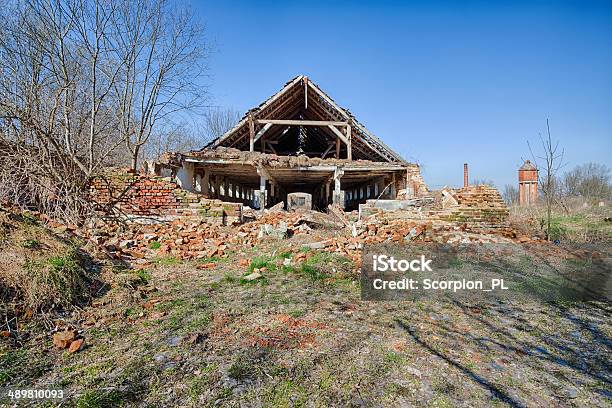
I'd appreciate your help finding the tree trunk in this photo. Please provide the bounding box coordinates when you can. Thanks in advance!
[131,146,140,172]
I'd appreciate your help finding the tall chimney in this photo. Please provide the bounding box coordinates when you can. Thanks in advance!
[463,163,468,188]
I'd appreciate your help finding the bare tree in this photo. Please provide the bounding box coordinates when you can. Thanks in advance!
[502,184,519,205]
[471,178,496,187]
[562,162,611,200]
[528,119,565,241]
[0,0,208,222]
[113,0,208,170]
[203,107,241,141]
[142,122,207,163]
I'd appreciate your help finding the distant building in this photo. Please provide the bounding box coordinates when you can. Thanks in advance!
[518,160,538,206]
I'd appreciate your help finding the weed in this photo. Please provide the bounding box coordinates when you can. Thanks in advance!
[156,256,180,266]
[20,249,85,310]
[299,263,327,281]
[248,256,277,272]
[21,239,39,249]
[222,273,237,284]
[133,269,151,284]
[76,389,126,408]
[149,241,161,250]
[228,356,254,380]
[288,309,306,318]
[20,213,39,226]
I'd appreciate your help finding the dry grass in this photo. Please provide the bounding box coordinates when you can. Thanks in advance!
[0,208,95,327]
[509,201,611,243]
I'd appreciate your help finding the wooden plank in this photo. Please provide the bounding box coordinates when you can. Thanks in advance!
[321,141,335,159]
[253,122,272,143]
[256,119,347,127]
[248,113,255,152]
[346,125,352,161]
[327,124,349,145]
[266,141,277,154]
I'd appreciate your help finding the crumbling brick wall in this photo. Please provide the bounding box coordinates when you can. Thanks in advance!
[89,171,242,224]
[406,164,428,197]
[438,185,509,230]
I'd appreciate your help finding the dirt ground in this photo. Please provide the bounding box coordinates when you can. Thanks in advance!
[1,228,610,408]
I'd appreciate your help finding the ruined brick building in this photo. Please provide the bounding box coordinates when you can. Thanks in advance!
[157,75,427,211]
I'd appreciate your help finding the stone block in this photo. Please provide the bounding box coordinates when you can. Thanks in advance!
[287,193,312,211]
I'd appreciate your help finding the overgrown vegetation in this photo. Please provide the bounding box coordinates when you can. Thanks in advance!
[0,207,97,329]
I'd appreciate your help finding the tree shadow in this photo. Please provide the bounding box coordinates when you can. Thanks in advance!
[394,318,527,407]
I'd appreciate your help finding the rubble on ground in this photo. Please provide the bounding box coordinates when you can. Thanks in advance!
[3,181,540,275]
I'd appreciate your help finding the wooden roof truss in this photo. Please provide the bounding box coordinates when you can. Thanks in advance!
[203,76,406,164]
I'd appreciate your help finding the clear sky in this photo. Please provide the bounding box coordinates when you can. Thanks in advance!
[193,0,611,189]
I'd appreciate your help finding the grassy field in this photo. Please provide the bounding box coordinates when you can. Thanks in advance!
[1,232,610,407]
[509,202,611,243]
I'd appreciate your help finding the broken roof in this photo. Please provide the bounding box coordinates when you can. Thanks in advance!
[201,75,406,164]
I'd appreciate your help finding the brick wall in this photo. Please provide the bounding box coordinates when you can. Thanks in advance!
[359,185,511,235]
[438,185,510,230]
[89,171,242,224]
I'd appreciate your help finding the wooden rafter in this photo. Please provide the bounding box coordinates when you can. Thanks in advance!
[201,75,406,163]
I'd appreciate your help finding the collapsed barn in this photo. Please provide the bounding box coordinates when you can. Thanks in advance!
[156,76,427,211]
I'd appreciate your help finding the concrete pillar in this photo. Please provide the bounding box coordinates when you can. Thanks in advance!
[213,176,220,198]
[195,174,202,193]
[202,170,210,195]
[256,174,267,210]
[332,167,345,208]
[389,173,397,199]
[176,162,195,192]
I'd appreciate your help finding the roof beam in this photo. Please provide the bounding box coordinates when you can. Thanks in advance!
[253,122,272,143]
[327,124,349,145]
[256,119,348,127]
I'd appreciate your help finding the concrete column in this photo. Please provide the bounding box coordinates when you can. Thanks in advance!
[213,176,220,198]
[195,174,202,193]
[256,174,267,210]
[176,162,195,192]
[332,167,345,208]
[202,170,210,195]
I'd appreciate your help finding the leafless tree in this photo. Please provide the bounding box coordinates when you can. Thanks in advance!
[502,184,519,205]
[203,107,241,141]
[112,0,208,170]
[142,122,207,163]
[562,162,611,200]
[528,119,565,240]
[0,0,209,222]
[471,178,496,187]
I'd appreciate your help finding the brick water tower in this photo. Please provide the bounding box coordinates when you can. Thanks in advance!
[518,160,538,206]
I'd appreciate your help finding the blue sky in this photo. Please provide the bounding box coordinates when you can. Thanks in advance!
[193,0,611,189]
